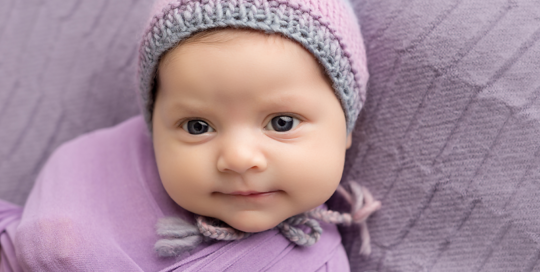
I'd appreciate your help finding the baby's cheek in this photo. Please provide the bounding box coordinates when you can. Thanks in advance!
[282,147,343,201]
[158,144,210,184]
[160,168,208,207]
[308,142,345,176]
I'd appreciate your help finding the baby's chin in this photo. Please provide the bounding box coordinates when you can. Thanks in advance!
[212,211,288,233]
[225,221,279,233]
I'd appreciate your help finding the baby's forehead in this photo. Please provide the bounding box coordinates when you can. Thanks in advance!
[159,28,331,90]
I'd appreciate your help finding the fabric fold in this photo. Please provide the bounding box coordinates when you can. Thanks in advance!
[0,199,23,272]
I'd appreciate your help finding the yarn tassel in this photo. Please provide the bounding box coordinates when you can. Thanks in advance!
[155,217,204,257]
[306,182,380,255]
[336,182,381,255]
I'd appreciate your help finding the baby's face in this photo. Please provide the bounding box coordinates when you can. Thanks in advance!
[152,29,351,233]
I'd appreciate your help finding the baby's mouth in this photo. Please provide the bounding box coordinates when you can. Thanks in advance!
[213,190,282,199]
[213,190,283,205]
[230,191,268,196]
[228,190,278,197]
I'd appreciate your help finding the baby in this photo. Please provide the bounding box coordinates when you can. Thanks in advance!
[144,0,380,263]
[0,0,379,271]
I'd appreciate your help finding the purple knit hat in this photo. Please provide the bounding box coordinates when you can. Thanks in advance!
[139,0,369,133]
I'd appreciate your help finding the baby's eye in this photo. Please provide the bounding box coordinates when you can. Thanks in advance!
[265,115,300,132]
[182,120,214,135]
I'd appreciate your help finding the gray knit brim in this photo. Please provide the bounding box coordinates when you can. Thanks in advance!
[139,1,363,134]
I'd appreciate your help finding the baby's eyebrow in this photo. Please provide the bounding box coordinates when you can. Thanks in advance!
[163,99,213,116]
[258,92,308,105]
[261,93,320,112]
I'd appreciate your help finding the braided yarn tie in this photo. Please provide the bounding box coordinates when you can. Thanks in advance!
[193,183,380,252]
[196,216,251,240]
[306,208,353,225]
[156,182,380,257]
[196,214,323,246]
[277,215,323,246]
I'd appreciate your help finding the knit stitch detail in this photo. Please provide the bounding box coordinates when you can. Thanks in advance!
[139,0,366,133]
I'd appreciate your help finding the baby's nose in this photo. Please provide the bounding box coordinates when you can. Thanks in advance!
[216,134,267,174]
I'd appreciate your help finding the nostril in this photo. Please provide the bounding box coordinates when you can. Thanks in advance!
[216,150,267,174]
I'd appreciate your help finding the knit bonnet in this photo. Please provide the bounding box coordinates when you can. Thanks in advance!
[139,0,369,133]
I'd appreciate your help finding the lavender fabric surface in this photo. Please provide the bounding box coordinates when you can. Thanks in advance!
[1,0,540,271]
[1,116,348,271]
[337,0,540,271]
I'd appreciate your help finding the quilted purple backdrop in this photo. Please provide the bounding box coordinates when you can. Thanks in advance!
[0,0,151,205]
[341,0,540,270]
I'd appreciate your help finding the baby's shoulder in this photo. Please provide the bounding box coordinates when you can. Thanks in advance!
[16,115,162,270]
[26,114,155,202]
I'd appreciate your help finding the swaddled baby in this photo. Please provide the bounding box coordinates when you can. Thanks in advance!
[1,0,380,271]
[144,0,380,264]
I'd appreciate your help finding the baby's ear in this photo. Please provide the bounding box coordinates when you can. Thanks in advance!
[346,133,352,149]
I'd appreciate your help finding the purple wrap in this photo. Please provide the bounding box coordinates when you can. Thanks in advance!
[0,116,349,271]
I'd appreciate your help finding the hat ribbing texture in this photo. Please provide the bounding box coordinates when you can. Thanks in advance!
[139,0,368,133]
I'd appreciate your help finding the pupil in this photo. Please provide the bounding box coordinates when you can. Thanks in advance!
[188,120,208,134]
[272,116,293,131]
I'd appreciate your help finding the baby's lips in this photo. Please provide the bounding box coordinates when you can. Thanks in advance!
[228,190,279,196]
